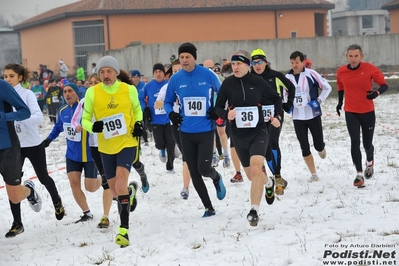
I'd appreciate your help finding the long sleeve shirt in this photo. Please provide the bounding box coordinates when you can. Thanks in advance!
[13,83,44,148]
[139,79,169,124]
[164,65,221,133]
[46,101,92,162]
[285,68,332,120]
[0,80,31,149]
[337,62,387,114]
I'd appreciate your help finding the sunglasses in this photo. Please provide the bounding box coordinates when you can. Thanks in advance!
[251,60,265,66]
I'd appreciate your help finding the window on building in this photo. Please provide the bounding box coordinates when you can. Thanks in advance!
[291,32,297,38]
[362,15,373,29]
[72,20,105,71]
[337,29,343,36]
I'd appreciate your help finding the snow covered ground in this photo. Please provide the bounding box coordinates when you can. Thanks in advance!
[1,95,398,266]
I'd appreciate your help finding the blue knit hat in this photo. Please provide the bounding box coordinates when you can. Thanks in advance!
[64,83,80,97]
[131,70,141,77]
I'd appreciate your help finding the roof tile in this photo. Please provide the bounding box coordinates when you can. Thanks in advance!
[16,0,335,28]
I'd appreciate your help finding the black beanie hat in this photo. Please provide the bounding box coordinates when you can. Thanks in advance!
[178,42,197,60]
[153,63,165,74]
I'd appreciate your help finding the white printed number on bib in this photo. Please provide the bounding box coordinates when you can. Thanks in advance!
[294,89,308,107]
[34,91,41,99]
[154,108,166,115]
[102,113,127,139]
[262,105,275,122]
[63,123,82,142]
[183,97,206,117]
[15,122,27,138]
[235,106,259,128]
[52,96,59,103]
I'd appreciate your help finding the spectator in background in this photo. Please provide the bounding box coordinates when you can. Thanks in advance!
[32,71,40,81]
[59,60,69,79]
[76,80,87,99]
[29,79,47,112]
[43,80,49,92]
[142,76,149,83]
[303,54,313,69]
[170,54,176,63]
[45,79,63,124]
[76,64,85,81]
[40,65,53,85]
[38,64,44,84]
[91,63,97,74]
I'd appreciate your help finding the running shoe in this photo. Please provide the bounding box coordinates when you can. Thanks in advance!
[247,209,259,227]
[97,216,110,229]
[24,180,42,212]
[354,174,364,187]
[115,226,130,248]
[265,177,275,205]
[202,208,216,218]
[5,222,24,238]
[181,187,189,200]
[230,172,243,183]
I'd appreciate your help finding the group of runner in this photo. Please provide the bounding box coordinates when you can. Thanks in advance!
[0,43,387,246]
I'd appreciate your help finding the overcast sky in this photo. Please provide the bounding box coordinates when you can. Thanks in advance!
[1,0,79,25]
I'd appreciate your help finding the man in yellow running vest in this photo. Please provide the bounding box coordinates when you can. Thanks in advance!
[81,55,143,247]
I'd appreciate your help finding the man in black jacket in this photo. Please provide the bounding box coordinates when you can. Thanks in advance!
[215,50,282,227]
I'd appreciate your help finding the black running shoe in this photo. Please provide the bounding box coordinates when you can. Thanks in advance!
[75,213,93,223]
[247,209,259,227]
[265,177,275,205]
[54,197,65,220]
[202,207,216,218]
[5,221,24,238]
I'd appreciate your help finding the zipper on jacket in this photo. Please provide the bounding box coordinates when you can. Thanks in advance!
[240,79,245,101]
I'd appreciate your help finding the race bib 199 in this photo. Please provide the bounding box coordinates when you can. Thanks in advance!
[101,113,127,139]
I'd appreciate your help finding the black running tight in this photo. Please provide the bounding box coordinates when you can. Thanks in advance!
[345,111,375,172]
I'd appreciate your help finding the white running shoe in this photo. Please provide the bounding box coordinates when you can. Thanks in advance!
[24,180,42,212]
[159,150,166,163]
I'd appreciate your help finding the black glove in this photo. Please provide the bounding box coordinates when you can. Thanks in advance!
[366,91,379,100]
[132,121,144,137]
[282,100,293,113]
[42,138,52,148]
[336,102,343,116]
[169,112,183,125]
[206,108,219,120]
[92,121,104,133]
[144,107,152,123]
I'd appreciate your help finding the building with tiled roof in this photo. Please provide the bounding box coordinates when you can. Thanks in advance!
[14,0,335,76]
[383,0,399,33]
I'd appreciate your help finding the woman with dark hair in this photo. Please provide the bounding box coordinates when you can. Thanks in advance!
[3,63,64,237]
